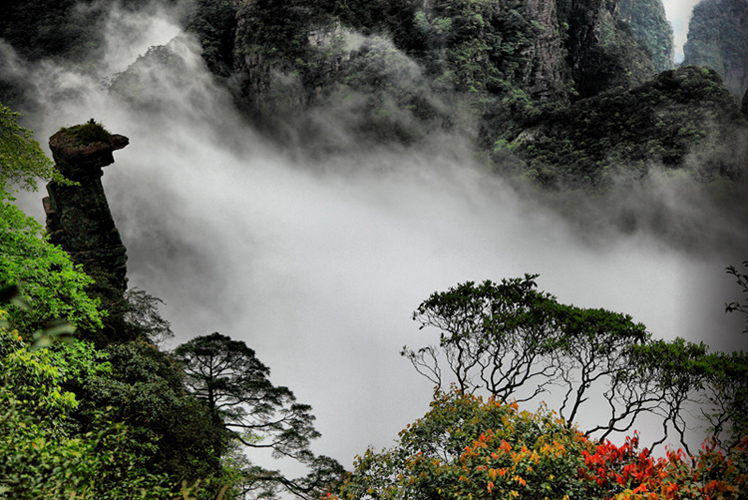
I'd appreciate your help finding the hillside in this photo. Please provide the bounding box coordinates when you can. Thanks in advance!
[508,66,747,187]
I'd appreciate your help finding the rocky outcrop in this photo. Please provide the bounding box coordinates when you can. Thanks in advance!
[520,0,570,101]
[555,0,661,98]
[619,0,674,73]
[43,122,129,305]
[683,0,748,97]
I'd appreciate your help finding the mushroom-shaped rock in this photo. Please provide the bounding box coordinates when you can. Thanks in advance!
[43,121,129,306]
[48,121,129,180]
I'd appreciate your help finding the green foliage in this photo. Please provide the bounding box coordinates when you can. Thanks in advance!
[0,103,63,193]
[235,0,335,62]
[82,340,226,483]
[425,0,536,94]
[331,0,425,55]
[187,0,240,77]
[0,199,103,334]
[333,390,595,500]
[0,326,176,499]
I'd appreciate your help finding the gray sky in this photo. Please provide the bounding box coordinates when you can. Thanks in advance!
[663,0,701,61]
[9,0,748,477]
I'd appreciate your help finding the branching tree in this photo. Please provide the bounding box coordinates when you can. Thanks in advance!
[550,306,660,441]
[173,332,344,499]
[120,287,174,345]
[701,261,748,448]
[403,275,727,450]
[726,261,748,334]
[403,276,562,401]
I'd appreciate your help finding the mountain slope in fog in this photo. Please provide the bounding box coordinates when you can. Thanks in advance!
[510,66,748,187]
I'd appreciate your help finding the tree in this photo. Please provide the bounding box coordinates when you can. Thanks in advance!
[173,332,345,499]
[80,340,226,484]
[725,261,748,335]
[402,275,717,449]
[0,199,103,335]
[703,261,748,447]
[0,102,65,193]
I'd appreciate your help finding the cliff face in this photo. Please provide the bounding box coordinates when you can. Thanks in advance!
[619,0,674,73]
[185,0,670,115]
[683,0,748,97]
[43,122,129,306]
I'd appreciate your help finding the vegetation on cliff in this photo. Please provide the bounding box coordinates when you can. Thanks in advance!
[507,66,747,187]
[683,0,748,98]
[619,0,674,73]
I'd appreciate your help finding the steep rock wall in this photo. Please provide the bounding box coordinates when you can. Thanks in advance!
[186,0,670,112]
[683,0,748,98]
[619,0,674,73]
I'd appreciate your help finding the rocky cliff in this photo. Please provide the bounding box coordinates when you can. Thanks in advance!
[171,0,673,155]
[185,0,669,113]
[43,121,129,308]
[683,0,748,97]
[619,0,674,72]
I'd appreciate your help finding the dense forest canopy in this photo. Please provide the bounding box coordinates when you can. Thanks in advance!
[1,0,747,498]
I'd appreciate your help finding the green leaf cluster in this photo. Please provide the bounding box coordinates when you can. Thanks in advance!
[0,103,63,193]
[0,327,177,499]
[0,198,103,334]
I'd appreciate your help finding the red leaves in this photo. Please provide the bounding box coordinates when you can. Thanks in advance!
[577,433,748,500]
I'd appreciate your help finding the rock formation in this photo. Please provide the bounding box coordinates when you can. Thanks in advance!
[43,121,129,306]
[683,0,748,98]
[619,0,674,73]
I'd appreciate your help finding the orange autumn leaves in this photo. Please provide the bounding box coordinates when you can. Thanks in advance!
[331,391,747,500]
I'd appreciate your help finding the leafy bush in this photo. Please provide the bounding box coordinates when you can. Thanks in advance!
[331,390,748,500]
[0,326,175,499]
[0,199,103,334]
[333,391,596,500]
